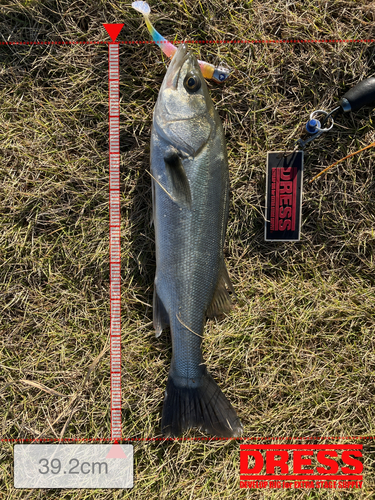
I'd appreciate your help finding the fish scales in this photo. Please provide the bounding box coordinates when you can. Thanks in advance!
[150,44,242,437]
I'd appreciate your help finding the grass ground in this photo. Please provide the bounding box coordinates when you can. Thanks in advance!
[1,0,375,498]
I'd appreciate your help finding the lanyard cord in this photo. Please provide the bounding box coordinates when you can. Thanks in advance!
[309,141,375,183]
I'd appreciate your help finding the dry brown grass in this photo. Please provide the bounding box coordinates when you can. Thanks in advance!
[1,0,375,498]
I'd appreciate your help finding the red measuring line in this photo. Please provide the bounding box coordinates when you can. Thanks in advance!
[105,23,124,442]
[2,39,375,45]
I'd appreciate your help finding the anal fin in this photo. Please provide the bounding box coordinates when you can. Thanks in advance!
[150,179,155,227]
[153,284,169,337]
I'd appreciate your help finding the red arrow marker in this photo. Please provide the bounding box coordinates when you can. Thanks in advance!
[106,442,128,459]
[103,23,124,42]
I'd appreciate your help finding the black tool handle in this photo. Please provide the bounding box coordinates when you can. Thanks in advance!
[339,77,375,113]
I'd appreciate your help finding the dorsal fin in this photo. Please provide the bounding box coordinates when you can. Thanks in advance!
[206,260,235,318]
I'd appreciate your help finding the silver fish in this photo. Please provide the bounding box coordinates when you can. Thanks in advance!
[150,44,243,437]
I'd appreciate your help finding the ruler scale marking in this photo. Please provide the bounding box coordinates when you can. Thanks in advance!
[108,40,122,441]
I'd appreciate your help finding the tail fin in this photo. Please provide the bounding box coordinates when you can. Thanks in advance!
[161,369,243,437]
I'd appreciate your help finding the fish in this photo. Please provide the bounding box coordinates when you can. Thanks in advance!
[132,1,231,84]
[150,43,243,437]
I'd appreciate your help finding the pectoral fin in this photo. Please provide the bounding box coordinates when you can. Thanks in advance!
[153,284,169,337]
[206,260,236,318]
[164,147,192,209]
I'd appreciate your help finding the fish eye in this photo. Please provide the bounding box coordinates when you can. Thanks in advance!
[183,72,201,93]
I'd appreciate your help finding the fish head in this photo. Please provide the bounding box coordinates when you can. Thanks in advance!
[154,44,216,157]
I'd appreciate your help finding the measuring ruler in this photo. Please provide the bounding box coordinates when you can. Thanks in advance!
[104,24,124,442]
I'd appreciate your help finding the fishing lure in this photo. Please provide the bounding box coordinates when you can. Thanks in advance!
[132,1,230,83]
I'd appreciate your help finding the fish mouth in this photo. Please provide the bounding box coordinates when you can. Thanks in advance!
[165,44,190,90]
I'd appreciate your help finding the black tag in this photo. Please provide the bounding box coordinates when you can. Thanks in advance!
[265,151,304,241]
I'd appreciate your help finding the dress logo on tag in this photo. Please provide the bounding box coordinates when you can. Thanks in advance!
[265,152,303,241]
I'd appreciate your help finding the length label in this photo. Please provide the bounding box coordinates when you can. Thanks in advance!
[14,444,133,488]
[109,42,121,441]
